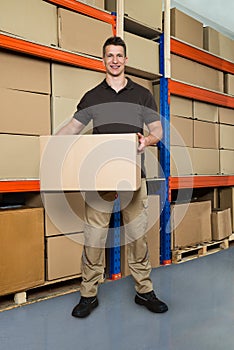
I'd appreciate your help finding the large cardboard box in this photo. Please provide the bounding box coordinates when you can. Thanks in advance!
[224,74,234,96]
[194,120,219,149]
[121,195,160,277]
[58,8,113,57]
[211,208,232,240]
[105,0,162,31]
[171,201,212,249]
[124,32,159,78]
[0,207,44,296]
[0,51,50,94]
[218,107,234,126]
[46,233,84,280]
[193,101,218,123]
[0,88,51,135]
[192,148,219,175]
[43,192,85,236]
[220,124,234,150]
[40,134,141,191]
[170,95,193,119]
[0,134,39,179]
[171,54,224,93]
[170,146,193,176]
[170,115,193,147]
[219,187,234,231]
[219,150,234,174]
[203,26,234,62]
[51,63,104,99]
[170,7,203,48]
[0,0,57,46]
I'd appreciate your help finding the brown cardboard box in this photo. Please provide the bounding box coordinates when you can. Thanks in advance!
[170,95,193,118]
[51,63,104,99]
[44,192,85,236]
[144,146,159,178]
[192,148,219,175]
[170,7,203,48]
[171,54,223,93]
[220,124,234,150]
[193,101,219,123]
[219,150,234,174]
[0,207,44,296]
[170,146,194,176]
[170,115,193,147]
[46,233,84,280]
[203,26,234,62]
[224,74,234,95]
[58,8,113,58]
[219,187,234,231]
[121,195,160,277]
[211,208,232,240]
[40,134,141,191]
[0,51,50,94]
[0,88,51,135]
[218,107,234,125]
[171,201,212,249]
[105,0,162,30]
[194,120,219,149]
[0,134,39,179]
[0,0,57,46]
[51,96,93,135]
[125,32,159,78]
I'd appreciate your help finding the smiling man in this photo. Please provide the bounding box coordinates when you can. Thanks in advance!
[56,36,168,318]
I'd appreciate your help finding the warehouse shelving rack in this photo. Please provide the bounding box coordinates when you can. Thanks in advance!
[1,0,234,278]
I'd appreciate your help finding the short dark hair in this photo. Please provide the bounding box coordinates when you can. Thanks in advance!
[102,36,127,57]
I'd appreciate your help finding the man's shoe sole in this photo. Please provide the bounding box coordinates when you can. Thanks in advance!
[135,295,168,313]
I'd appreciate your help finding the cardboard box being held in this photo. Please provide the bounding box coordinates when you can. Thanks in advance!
[211,208,232,240]
[40,134,141,191]
[0,207,44,296]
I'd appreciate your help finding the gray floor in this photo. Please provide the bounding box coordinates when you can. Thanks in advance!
[0,247,234,350]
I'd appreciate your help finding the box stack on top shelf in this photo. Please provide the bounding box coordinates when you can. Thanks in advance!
[167,7,234,254]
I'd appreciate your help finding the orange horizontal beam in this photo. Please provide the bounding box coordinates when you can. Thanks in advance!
[0,33,105,72]
[171,38,234,75]
[44,0,116,25]
[0,180,40,193]
[170,176,234,190]
[169,79,234,108]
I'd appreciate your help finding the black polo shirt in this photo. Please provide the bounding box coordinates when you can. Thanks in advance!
[73,78,160,134]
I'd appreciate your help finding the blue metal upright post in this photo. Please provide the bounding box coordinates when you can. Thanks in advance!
[159,33,172,264]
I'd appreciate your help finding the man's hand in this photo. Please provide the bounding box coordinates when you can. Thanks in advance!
[137,132,147,153]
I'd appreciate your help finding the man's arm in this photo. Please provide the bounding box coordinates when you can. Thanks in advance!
[55,118,85,135]
[137,120,163,152]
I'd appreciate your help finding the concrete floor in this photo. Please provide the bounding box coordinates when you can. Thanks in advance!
[0,247,234,350]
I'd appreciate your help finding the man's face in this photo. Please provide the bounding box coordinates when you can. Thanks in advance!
[103,45,128,77]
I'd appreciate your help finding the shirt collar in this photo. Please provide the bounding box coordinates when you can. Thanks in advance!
[101,77,134,90]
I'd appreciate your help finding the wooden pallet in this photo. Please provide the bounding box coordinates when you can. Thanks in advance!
[172,238,230,264]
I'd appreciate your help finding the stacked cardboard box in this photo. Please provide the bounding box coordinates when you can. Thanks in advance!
[203,26,234,62]
[219,107,234,174]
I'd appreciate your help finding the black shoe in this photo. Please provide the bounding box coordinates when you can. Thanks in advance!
[72,296,99,318]
[135,290,168,313]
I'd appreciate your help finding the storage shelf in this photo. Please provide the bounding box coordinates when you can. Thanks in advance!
[169,79,234,108]
[124,15,162,39]
[0,180,40,193]
[0,33,105,72]
[171,37,234,74]
[44,0,116,25]
[170,176,234,190]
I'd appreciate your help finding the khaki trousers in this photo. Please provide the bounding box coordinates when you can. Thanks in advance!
[80,179,153,297]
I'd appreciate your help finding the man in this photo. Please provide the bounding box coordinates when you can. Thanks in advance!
[56,36,168,317]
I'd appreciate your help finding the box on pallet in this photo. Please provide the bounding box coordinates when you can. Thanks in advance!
[0,208,44,296]
[219,187,234,231]
[171,201,212,249]
[211,208,232,240]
